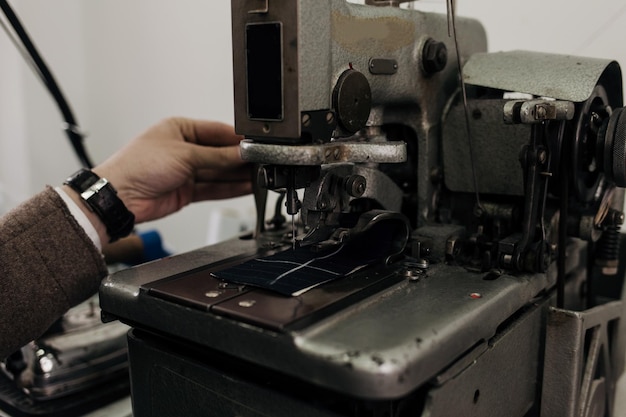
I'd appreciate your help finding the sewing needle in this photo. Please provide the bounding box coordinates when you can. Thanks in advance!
[292,214,295,250]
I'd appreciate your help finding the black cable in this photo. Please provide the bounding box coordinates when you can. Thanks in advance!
[0,13,43,82]
[0,0,94,168]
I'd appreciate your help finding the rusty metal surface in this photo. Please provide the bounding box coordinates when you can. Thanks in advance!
[240,139,407,165]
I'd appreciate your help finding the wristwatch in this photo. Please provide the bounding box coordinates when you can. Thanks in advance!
[64,168,135,242]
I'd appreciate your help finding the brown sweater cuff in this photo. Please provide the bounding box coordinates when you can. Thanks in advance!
[0,187,108,357]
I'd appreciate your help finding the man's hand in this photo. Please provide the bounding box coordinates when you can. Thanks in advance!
[93,117,251,224]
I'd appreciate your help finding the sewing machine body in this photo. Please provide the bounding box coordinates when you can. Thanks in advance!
[99,235,553,416]
[100,1,626,415]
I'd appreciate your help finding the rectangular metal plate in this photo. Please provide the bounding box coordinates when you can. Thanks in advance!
[148,269,248,311]
[213,264,403,330]
[146,258,402,331]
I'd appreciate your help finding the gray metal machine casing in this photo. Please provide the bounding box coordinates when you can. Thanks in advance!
[100,1,626,416]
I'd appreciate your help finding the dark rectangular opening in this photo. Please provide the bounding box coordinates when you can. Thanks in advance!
[246,22,283,121]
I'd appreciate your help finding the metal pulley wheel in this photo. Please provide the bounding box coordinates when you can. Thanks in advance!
[598,106,626,187]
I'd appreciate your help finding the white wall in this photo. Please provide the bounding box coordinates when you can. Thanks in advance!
[0,0,254,253]
[0,18,29,211]
[1,0,625,253]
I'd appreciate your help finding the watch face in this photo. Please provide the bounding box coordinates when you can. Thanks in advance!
[65,169,134,242]
[66,168,99,192]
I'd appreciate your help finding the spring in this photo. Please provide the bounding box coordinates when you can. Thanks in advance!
[597,225,620,261]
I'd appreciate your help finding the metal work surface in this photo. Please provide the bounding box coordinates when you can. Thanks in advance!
[100,236,562,400]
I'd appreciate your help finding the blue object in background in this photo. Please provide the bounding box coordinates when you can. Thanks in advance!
[137,229,171,263]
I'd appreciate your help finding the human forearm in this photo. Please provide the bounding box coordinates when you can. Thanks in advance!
[0,188,107,358]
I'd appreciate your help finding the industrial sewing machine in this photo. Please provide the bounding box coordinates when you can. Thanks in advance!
[100,0,626,416]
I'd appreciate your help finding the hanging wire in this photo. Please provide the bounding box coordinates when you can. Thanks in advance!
[0,0,94,168]
[0,13,43,82]
[446,0,483,212]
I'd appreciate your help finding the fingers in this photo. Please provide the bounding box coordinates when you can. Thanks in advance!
[172,117,244,147]
[192,180,252,202]
[195,166,252,183]
[189,143,247,170]
[192,165,252,201]
[191,152,252,201]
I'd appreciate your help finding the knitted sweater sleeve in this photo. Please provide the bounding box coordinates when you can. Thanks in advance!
[0,187,108,358]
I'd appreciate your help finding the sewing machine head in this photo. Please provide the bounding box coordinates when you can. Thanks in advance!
[232,0,626,279]
[231,0,487,253]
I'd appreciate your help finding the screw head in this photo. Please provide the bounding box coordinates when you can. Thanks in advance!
[403,268,424,281]
[345,175,367,197]
[422,38,448,75]
[205,291,221,298]
[238,300,256,308]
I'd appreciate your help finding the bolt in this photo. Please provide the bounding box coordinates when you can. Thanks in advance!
[422,38,448,75]
[39,355,54,373]
[318,197,329,210]
[535,105,547,120]
[345,175,367,197]
[591,112,602,128]
[326,111,335,124]
[302,113,311,127]
[607,209,625,226]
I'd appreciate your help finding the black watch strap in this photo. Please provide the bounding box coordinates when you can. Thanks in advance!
[64,168,135,242]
